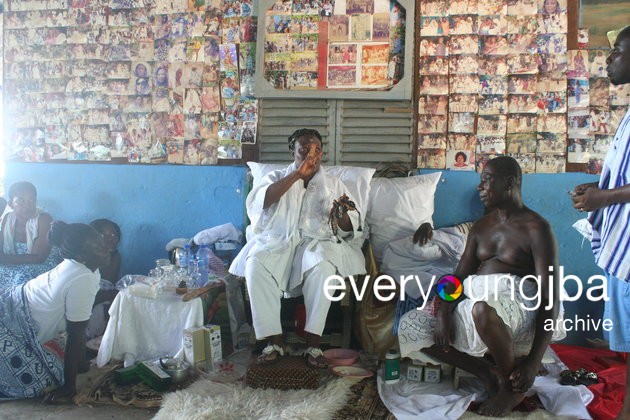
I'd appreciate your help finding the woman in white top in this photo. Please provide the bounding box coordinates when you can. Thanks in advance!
[0,182,63,288]
[0,221,109,403]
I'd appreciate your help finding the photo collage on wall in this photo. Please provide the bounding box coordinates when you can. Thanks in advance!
[566,30,630,174]
[3,0,259,164]
[416,0,629,174]
[263,0,405,90]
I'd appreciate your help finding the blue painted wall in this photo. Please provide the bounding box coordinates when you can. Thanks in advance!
[4,162,248,277]
[4,162,604,344]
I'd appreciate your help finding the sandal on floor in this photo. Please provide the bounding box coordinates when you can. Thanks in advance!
[304,347,328,369]
[256,344,284,365]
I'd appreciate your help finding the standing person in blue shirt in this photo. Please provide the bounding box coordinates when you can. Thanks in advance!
[571,25,630,420]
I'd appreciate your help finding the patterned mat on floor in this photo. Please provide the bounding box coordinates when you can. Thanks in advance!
[75,364,196,409]
[331,376,395,420]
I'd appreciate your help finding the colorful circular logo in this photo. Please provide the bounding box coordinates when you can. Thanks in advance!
[437,275,463,302]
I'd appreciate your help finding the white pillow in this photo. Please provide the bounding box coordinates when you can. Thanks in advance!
[367,172,442,263]
[246,162,375,227]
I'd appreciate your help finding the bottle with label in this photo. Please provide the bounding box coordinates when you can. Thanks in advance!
[384,348,401,384]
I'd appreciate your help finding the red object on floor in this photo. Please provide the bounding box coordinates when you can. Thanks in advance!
[552,344,627,420]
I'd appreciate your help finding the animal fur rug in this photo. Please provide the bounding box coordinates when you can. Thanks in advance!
[154,377,357,420]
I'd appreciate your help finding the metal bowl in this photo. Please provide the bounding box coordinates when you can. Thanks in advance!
[159,357,190,383]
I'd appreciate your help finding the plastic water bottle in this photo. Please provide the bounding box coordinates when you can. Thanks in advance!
[196,244,211,287]
[178,244,191,271]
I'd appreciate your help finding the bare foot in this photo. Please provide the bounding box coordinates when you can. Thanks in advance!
[477,387,525,417]
[477,365,502,399]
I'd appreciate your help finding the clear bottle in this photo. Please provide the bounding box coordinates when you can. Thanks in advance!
[178,244,191,271]
[196,244,211,287]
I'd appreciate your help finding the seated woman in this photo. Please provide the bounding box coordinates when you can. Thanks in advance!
[0,182,63,288]
[85,219,122,340]
[0,220,110,403]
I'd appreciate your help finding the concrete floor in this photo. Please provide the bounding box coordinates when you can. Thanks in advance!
[0,364,157,420]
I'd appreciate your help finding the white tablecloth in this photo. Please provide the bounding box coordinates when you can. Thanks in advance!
[96,288,204,367]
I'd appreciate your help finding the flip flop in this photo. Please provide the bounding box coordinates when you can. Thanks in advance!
[304,347,328,369]
[256,344,284,365]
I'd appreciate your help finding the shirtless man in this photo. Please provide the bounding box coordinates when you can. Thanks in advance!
[421,156,563,417]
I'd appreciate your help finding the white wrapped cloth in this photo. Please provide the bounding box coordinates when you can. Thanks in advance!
[398,274,567,359]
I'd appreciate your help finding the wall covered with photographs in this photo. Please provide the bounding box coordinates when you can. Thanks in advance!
[260,0,406,91]
[3,0,258,164]
[416,0,630,174]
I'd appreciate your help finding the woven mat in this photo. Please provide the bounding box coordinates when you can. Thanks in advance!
[75,364,196,409]
[332,376,394,420]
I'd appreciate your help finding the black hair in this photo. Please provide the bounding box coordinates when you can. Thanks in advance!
[48,221,99,260]
[8,181,37,201]
[288,128,322,151]
[618,25,630,42]
[455,151,467,161]
[90,218,121,239]
[487,156,522,188]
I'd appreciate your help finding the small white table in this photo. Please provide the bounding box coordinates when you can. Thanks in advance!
[96,288,204,367]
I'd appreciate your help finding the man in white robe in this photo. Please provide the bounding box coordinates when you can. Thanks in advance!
[229,128,365,368]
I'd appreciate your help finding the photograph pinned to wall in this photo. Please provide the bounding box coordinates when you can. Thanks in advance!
[537,91,567,113]
[479,56,509,75]
[237,120,257,143]
[199,138,219,165]
[45,140,69,160]
[420,16,444,37]
[291,33,319,53]
[567,108,591,136]
[449,35,480,55]
[147,139,168,163]
[537,131,566,153]
[567,50,589,78]
[478,15,506,36]
[328,43,358,65]
[291,15,320,34]
[449,54,478,75]
[448,133,476,150]
[508,0,537,15]
[480,35,509,55]
[346,0,374,14]
[270,0,293,15]
[505,15,538,36]
[219,43,238,71]
[328,65,357,87]
[420,36,449,56]
[567,137,591,163]
[477,135,506,154]
[361,64,387,85]
[478,95,508,114]
[417,148,446,169]
[446,149,475,171]
[418,75,449,95]
[186,36,205,61]
[507,133,537,155]
[329,15,349,42]
[420,0,448,16]
[372,12,389,41]
[320,0,334,17]
[418,114,448,133]
[536,153,566,173]
[448,93,477,113]
[589,78,610,107]
[292,0,319,15]
[361,43,388,64]
[477,115,508,135]
[450,14,477,35]
[420,56,449,75]
[451,75,480,94]
[509,152,536,173]
[68,139,89,161]
[589,107,611,135]
[448,112,475,133]
[219,139,242,159]
[419,133,447,149]
[288,71,318,88]
[507,53,538,74]
[537,112,566,133]
[567,78,590,108]
[198,110,216,133]
[610,106,629,129]
[183,139,201,165]
[610,83,630,106]
[507,113,538,133]
[589,49,608,78]
[507,94,538,114]
[350,14,372,42]
[290,50,318,71]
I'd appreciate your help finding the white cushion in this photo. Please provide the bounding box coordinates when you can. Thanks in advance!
[367,172,442,263]
[246,162,376,228]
